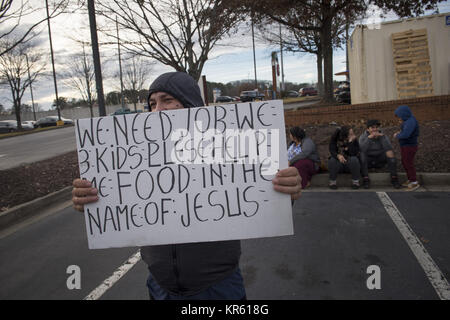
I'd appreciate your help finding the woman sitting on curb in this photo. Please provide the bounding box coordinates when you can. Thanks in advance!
[288,127,321,189]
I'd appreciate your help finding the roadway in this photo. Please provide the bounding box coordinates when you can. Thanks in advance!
[0,126,77,170]
[0,100,316,171]
[1,190,448,300]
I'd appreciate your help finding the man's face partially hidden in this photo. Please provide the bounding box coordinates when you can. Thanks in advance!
[367,125,380,135]
[149,92,184,112]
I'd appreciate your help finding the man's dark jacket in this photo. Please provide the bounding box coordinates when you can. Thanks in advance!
[141,72,241,296]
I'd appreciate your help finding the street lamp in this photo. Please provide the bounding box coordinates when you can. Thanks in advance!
[251,16,257,90]
[116,16,125,111]
[45,0,61,122]
[87,0,106,117]
[25,54,37,121]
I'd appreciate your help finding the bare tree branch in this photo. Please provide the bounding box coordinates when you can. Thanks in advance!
[95,0,245,80]
[0,0,71,57]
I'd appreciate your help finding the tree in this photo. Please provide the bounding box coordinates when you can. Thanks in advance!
[0,0,69,57]
[0,40,46,129]
[64,43,96,117]
[122,55,153,111]
[53,96,69,110]
[96,0,245,81]
[238,0,445,103]
[105,91,121,106]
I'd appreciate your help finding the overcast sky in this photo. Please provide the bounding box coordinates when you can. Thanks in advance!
[1,1,449,111]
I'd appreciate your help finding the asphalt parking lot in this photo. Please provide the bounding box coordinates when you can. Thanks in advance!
[0,189,449,300]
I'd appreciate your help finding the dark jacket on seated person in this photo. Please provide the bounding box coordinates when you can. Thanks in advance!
[329,128,360,159]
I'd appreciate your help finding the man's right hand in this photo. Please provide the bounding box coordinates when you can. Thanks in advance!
[337,154,347,164]
[72,178,98,212]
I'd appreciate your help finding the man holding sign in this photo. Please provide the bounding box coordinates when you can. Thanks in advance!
[72,72,301,300]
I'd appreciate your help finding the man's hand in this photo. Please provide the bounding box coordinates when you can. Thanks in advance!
[370,131,383,138]
[272,167,302,201]
[72,178,98,212]
[337,154,347,164]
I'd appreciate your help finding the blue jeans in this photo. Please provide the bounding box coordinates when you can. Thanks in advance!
[146,267,246,300]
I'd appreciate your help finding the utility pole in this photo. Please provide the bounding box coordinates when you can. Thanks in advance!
[45,0,61,121]
[88,0,106,116]
[82,43,94,118]
[116,16,126,111]
[251,16,257,90]
[345,14,350,82]
[25,54,36,121]
[279,24,285,93]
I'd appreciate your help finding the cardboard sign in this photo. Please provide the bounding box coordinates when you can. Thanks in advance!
[75,100,293,249]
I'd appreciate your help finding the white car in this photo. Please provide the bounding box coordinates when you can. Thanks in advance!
[21,121,35,130]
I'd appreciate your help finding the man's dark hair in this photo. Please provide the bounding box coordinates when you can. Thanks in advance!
[366,119,381,128]
[338,126,351,141]
[290,126,305,141]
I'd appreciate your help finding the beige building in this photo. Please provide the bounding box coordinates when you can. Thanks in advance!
[348,13,450,104]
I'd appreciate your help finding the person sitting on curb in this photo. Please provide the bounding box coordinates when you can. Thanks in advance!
[394,105,420,191]
[359,119,400,189]
[288,126,321,189]
[328,126,361,189]
[71,71,303,300]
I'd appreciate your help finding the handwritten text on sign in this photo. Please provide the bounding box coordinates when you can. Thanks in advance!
[75,100,293,249]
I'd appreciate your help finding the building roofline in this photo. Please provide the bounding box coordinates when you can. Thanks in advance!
[355,11,449,29]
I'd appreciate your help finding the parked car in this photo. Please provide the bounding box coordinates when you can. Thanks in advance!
[215,96,233,103]
[110,108,142,116]
[22,120,36,128]
[0,120,18,133]
[21,121,35,130]
[35,116,73,128]
[239,90,265,102]
[232,96,241,102]
[299,87,318,96]
[286,90,299,98]
[111,108,132,115]
[336,86,351,104]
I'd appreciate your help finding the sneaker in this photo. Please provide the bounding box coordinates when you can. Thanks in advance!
[391,176,401,189]
[405,182,420,192]
[329,181,338,190]
[402,180,410,187]
[352,180,360,190]
[363,177,370,189]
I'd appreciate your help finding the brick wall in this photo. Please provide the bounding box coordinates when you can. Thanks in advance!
[284,94,450,127]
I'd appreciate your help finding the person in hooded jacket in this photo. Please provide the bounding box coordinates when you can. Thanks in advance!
[393,105,420,191]
[71,72,302,300]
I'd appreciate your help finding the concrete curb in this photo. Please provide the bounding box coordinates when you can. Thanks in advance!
[310,172,450,187]
[0,186,72,230]
[0,172,448,231]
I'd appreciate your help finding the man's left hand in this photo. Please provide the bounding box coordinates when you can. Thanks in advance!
[272,167,302,201]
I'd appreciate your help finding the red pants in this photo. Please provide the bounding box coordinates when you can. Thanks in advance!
[400,146,418,182]
[292,159,318,189]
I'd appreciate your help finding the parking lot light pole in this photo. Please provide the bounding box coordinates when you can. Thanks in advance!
[45,0,61,122]
[88,0,106,117]
[25,54,37,121]
[251,16,257,90]
[116,16,125,111]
